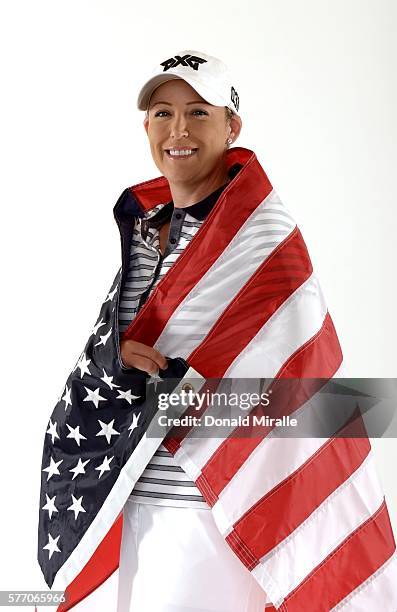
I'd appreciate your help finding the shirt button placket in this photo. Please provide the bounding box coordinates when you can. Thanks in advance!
[168,210,185,253]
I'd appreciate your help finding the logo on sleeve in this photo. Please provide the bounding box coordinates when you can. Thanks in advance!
[160,54,208,72]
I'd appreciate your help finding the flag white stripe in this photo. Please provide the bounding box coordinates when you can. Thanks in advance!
[224,272,327,377]
[211,436,329,535]
[155,190,296,357]
[250,454,384,597]
[174,273,328,473]
[211,370,357,532]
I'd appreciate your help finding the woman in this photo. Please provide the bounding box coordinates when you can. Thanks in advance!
[37,50,397,612]
[116,53,271,611]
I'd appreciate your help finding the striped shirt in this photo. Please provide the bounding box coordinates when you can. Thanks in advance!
[118,164,242,508]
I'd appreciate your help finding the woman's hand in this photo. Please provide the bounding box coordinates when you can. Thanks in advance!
[120,339,168,375]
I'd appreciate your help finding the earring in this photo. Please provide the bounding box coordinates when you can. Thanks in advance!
[227,138,232,144]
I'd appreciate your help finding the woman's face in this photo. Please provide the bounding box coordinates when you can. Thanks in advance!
[143,79,240,186]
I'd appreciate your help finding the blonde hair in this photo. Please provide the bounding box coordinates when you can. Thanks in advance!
[225,106,234,123]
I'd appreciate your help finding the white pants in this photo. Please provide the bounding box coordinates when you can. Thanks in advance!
[116,499,270,612]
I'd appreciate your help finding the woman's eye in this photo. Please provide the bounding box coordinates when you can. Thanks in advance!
[154,110,208,117]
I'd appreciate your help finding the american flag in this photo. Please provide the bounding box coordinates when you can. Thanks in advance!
[37,147,397,611]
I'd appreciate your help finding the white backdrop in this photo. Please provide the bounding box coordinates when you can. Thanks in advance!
[0,0,396,599]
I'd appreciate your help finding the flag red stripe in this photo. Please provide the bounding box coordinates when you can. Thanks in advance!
[163,229,315,455]
[226,420,371,567]
[195,312,342,502]
[189,227,312,378]
[129,177,171,212]
[57,514,123,612]
[276,311,343,379]
[284,500,396,610]
[122,151,272,345]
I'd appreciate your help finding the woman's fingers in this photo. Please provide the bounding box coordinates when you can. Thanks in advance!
[125,353,162,375]
[138,341,169,370]
[120,339,168,373]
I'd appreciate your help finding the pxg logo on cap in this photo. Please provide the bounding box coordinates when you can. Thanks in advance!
[160,54,208,72]
[159,53,240,113]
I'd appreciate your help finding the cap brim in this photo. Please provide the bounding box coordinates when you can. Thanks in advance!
[137,74,228,111]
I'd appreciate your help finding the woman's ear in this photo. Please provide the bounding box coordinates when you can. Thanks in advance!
[143,115,149,134]
[229,114,242,141]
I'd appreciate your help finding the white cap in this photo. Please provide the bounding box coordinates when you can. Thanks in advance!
[136,50,240,114]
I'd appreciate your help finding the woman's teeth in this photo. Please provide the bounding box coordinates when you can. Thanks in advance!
[166,149,198,157]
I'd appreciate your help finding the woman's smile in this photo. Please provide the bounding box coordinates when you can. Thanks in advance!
[164,148,199,160]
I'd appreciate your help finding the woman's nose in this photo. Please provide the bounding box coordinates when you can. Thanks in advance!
[169,115,189,138]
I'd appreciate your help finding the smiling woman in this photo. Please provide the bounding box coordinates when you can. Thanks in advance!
[115,52,273,612]
[142,79,242,208]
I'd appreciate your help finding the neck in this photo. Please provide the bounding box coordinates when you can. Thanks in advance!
[169,162,230,209]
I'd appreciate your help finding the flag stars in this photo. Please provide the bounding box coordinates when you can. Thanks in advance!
[43,533,61,559]
[91,317,106,336]
[75,352,93,378]
[101,369,121,390]
[96,419,120,444]
[128,412,141,437]
[43,457,63,481]
[66,423,87,447]
[105,286,118,302]
[69,457,90,480]
[147,371,163,392]
[67,494,86,520]
[95,455,114,478]
[62,385,72,411]
[42,494,58,519]
[94,328,112,348]
[83,386,107,409]
[116,389,141,405]
[46,419,59,444]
